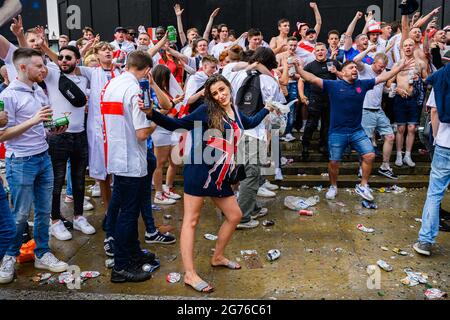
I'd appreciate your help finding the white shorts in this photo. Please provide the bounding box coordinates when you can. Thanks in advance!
[151,126,173,147]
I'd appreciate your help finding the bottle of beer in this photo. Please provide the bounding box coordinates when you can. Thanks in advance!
[167,26,177,44]
[0,100,4,112]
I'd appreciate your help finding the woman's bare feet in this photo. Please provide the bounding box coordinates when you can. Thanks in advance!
[184,271,214,293]
[211,256,241,269]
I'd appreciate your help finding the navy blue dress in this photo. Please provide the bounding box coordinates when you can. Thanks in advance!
[149,104,269,197]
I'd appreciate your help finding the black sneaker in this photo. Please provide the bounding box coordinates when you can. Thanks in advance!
[111,266,152,283]
[132,257,161,273]
[145,231,176,245]
[131,249,157,266]
[61,217,73,230]
[378,167,398,180]
[413,242,432,256]
[104,237,115,257]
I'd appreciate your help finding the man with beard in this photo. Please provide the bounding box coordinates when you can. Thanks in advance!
[343,11,374,65]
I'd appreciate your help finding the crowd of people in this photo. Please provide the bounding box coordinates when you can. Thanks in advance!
[0,0,449,293]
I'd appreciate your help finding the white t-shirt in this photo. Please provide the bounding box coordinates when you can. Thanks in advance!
[359,64,383,110]
[427,89,450,149]
[181,45,193,57]
[44,66,88,133]
[0,80,49,157]
[110,40,136,54]
[211,41,233,59]
[102,72,152,177]
[388,33,402,70]
[228,70,286,141]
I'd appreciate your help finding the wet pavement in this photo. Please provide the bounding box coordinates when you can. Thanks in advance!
[1,186,450,300]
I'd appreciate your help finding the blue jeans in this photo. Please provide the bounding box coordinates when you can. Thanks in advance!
[328,130,375,162]
[5,152,53,258]
[66,161,72,196]
[109,174,147,270]
[285,82,298,135]
[105,149,157,238]
[0,180,15,261]
[418,145,450,244]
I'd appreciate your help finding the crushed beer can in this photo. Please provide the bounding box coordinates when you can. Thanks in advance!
[80,271,100,279]
[298,210,314,217]
[58,272,74,284]
[266,249,281,262]
[377,260,393,272]
[204,234,218,241]
[163,214,172,220]
[401,269,429,287]
[166,272,181,283]
[424,288,448,300]
[262,220,275,227]
[105,259,115,269]
[392,248,409,256]
[362,200,378,209]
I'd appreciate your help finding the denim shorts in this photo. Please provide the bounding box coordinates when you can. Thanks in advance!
[393,95,421,125]
[329,130,375,161]
[361,109,394,138]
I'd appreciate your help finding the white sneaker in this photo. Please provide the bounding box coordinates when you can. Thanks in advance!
[34,252,68,273]
[64,195,74,203]
[355,184,374,201]
[403,156,416,168]
[284,133,296,142]
[0,256,16,284]
[50,220,72,241]
[275,168,284,181]
[154,194,176,205]
[326,186,338,200]
[395,154,403,167]
[91,184,101,197]
[83,199,94,211]
[73,216,96,235]
[257,187,276,198]
[262,180,279,191]
[163,186,182,200]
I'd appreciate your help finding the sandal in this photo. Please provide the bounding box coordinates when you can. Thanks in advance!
[185,280,214,293]
[211,260,242,270]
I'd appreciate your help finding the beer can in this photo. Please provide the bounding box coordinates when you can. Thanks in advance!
[0,100,4,112]
[80,271,100,279]
[266,249,281,262]
[54,116,70,127]
[166,272,181,283]
[298,210,314,216]
[167,26,177,43]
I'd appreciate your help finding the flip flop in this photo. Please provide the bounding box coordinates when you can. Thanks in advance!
[185,280,214,293]
[211,260,242,270]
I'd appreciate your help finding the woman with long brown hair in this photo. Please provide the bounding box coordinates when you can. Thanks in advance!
[140,74,276,293]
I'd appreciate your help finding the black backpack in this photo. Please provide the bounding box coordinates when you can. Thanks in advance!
[235,70,263,117]
[59,73,87,108]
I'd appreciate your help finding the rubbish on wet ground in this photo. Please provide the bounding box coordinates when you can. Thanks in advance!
[415,218,422,223]
[377,260,393,272]
[298,210,314,217]
[401,269,429,287]
[381,247,389,251]
[284,196,320,211]
[241,250,263,269]
[313,186,323,192]
[306,248,314,253]
[379,185,407,194]
[166,272,182,284]
[345,189,354,194]
[58,272,75,284]
[424,288,447,300]
[166,254,177,262]
[105,259,114,269]
[163,214,172,220]
[297,173,307,177]
[262,220,275,227]
[392,248,409,256]
[378,291,385,297]
[336,202,346,207]
[281,157,294,166]
[321,173,329,177]
[80,271,100,279]
[357,224,375,233]
[362,201,378,210]
[204,234,218,241]
[152,204,162,211]
[266,249,281,262]
[301,185,310,189]
[334,248,344,253]
[32,273,52,283]
[280,186,293,191]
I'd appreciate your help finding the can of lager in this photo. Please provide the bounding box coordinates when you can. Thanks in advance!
[0,100,4,112]
[167,26,177,44]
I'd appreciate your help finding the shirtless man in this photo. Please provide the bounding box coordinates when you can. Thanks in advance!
[270,19,290,55]
[393,36,428,168]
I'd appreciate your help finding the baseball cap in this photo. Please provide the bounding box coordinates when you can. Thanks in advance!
[114,26,128,33]
[305,28,317,36]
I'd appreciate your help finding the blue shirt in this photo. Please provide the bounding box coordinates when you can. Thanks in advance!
[323,79,376,134]
[327,48,345,64]
[345,47,374,65]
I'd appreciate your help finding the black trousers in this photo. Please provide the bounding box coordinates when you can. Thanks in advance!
[48,132,89,220]
[302,97,330,149]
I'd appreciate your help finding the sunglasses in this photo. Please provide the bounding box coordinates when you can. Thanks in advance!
[58,55,73,61]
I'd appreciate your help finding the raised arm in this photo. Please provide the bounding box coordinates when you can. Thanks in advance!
[148,32,168,57]
[375,58,414,85]
[238,106,270,130]
[0,35,11,60]
[0,0,22,27]
[413,6,440,29]
[362,11,374,35]
[353,44,376,70]
[174,4,187,47]
[400,14,410,48]
[310,2,322,36]
[344,11,364,51]
[141,105,206,131]
[203,8,220,40]
[167,46,189,64]
[148,73,172,111]
[10,15,26,48]
[37,36,58,64]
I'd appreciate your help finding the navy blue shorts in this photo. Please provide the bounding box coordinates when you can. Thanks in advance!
[393,95,421,125]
